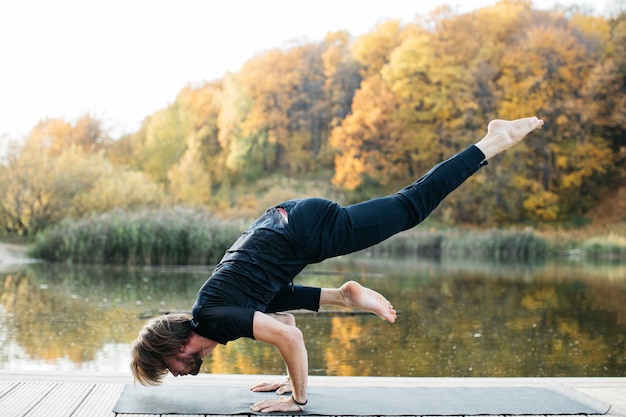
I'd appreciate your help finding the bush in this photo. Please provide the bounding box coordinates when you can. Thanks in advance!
[30,207,242,265]
[582,234,626,262]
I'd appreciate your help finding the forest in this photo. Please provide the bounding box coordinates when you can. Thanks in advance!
[1,0,625,242]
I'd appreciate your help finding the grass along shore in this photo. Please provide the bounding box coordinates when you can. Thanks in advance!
[21,207,626,266]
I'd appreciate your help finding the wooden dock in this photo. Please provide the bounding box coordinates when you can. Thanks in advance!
[0,371,624,417]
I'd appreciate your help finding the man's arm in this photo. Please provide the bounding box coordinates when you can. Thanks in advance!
[250,313,294,394]
[249,311,308,413]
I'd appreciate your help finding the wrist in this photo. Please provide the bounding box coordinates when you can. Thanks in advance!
[291,395,307,410]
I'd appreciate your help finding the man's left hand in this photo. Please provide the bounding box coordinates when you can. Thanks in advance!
[250,379,292,394]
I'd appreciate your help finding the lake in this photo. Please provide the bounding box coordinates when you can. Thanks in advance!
[0,254,625,377]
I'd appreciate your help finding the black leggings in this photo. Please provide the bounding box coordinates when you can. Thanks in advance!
[265,145,486,313]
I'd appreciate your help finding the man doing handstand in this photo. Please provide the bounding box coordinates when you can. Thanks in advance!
[131,117,544,413]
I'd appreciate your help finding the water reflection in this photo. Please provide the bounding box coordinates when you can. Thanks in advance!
[0,256,624,376]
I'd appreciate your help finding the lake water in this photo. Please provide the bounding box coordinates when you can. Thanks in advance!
[1,254,625,377]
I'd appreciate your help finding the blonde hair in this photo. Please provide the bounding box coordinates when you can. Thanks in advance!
[130,313,194,385]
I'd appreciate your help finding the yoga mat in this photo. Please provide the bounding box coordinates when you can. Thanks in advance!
[113,384,611,415]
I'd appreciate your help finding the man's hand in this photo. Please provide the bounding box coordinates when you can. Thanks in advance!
[250,379,292,394]
[250,395,305,413]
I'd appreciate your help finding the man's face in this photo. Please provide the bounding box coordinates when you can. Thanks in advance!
[164,345,203,377]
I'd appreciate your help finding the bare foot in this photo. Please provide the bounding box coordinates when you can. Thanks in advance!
[338,281,397,323]
[475,117,544,159]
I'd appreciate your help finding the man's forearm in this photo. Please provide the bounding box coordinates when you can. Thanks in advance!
[278,337,308,404]
[251,311,309,412]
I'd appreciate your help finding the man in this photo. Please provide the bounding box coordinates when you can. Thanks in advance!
[131,117,544,413]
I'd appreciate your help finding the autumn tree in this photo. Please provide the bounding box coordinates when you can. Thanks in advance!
[279,43,329,172]
[382,27,469,178]
[0,118,109,234]
[167,133,213,206]
[331,20,439,193]
[351,20,407,78]
[0,118,166,235]
[26,114,108,156]
[125,101,192,185]
[167,83,223,205]
[217,72,256,179]
[330,75,401,191]
[237,49,298,174]
[495,10,613,221]
[0,143,105,235]
[580,16,626,175]
[321,31,361,130]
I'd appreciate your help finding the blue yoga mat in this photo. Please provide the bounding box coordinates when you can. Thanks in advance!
[113,384,611,415]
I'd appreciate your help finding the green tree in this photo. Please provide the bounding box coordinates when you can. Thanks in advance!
[165,82,224,205]
[128,102,192,185]
[167,133,213,206]
[217,72,255,179]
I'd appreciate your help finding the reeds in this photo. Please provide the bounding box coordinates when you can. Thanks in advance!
[30,207,242,265]
[441,229,548,262]
[582,234,626,262]
[35,209,626,265]
[369,228,548,262]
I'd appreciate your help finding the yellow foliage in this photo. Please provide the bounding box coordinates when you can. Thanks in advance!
[523,191,560,222]
[330,74,399,189]
[351,20,404,77]
[140,107,190,184]
[73,169,166,216]
[331,149,366,191]
[569,13,610,56]
[167,134,212,206]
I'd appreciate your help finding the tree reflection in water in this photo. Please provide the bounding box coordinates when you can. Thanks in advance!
[0,256,624,376]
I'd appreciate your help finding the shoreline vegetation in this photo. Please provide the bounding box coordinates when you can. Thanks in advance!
[25,207,626,266]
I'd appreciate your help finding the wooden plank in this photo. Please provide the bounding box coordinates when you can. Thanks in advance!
[73,383,122,417]
[27,382,94,417]
[0,381,19,399]
[0,381,55,417]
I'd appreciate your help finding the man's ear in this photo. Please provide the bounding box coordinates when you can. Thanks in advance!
[178,334,196,354]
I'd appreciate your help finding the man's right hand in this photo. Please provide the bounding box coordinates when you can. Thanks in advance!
[250,379,292,394]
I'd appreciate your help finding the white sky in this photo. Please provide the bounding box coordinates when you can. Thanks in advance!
[0,0,611,140]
